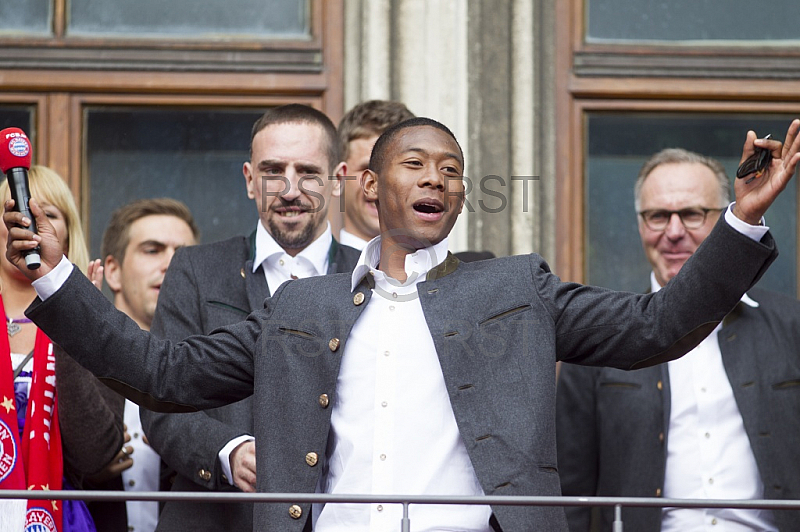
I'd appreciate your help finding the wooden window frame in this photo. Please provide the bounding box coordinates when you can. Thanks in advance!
[555,0,800,291]
[0,0,343,223]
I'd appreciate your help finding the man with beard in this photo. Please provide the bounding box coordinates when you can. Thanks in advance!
[138,105,361,531]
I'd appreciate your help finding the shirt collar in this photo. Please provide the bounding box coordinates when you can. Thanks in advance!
[649,271,759,308]
[350,236,450,292]
[253,220,333,275]
[339,229,368,251]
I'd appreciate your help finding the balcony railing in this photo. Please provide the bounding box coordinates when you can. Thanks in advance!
[3,490,799,531]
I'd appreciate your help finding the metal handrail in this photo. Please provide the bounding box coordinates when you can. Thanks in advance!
[4,491,799,531]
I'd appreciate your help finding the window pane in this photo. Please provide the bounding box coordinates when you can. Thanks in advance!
[0,106,35,161]
[68,0,309,39]
[586,0,800,43]
[85,107,265,260]
[0,0,52,36]
[585,113,797,297]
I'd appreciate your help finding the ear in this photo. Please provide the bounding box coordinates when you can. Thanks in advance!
[331,162,346,198]
[104,255,123,294]
[362,169,379,202]
[243,162,256,200]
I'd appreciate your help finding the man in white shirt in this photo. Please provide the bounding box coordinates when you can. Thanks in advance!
[336,100,414,250]
[556,148,800,531]
[7,118,800,532]
[101,198,198,532]
[137,104,360,531]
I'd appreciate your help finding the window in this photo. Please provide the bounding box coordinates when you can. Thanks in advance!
[556,0,800,297]
[85,107,265,258]
[0,0,343,250]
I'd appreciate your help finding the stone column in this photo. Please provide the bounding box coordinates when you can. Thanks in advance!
[343,0,556,262]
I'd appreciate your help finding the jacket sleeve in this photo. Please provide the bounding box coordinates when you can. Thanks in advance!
[539,218,777,369]
[556,364,601,531]
[56,345,125,480]
[27,266,259,413]
[141,248,253,491]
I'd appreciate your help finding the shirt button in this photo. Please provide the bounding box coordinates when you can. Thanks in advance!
[389,305,395,311]
[709,478,714,484]
[128,479,135,487]
[377,505,384,512]
[712,518,718,525]
[701,387,707,393]
[279,259,285,266]
[133,432,140,438]
[392,292,397,298]
[381,401,388,407]
[384,351,390,357]
[380,454,386,461]
[705,432,711,439]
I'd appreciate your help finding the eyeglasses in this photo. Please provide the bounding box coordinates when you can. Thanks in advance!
[638,207,725,231]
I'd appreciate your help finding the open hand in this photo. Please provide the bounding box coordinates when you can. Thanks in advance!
[732,119,800,225]
[87,259,104,290]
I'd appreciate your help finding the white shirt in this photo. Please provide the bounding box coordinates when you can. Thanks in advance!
[254,220,333,293]
[339,229,368,251]
[217,220,336,485]
[122,400,160,532]
[312,236,492,532]
[652,273,778,532]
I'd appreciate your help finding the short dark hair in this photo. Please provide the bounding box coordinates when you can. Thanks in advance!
[250,104,340,169]
[101,198,199,263]
[337,100,415,160]
[368,117,464,175]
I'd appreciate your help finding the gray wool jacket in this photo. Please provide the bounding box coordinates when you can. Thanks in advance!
[28,218,776,531]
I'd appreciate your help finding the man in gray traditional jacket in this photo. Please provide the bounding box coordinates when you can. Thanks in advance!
[5,117,799,532]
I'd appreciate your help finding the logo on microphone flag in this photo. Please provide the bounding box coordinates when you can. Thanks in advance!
[8,137,30,158]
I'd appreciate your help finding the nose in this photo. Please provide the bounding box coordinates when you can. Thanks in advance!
[419,163,445,191]
[279,168,303,202]
[663,212,686,240]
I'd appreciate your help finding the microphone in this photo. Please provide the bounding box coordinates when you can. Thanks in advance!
[0,127,41,269]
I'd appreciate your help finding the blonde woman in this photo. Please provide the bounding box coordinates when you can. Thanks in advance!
[0,166,125,532]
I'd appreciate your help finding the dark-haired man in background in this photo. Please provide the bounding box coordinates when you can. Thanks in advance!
[336,99,415,249]
[139,105,360,531]
[100,197,198,532]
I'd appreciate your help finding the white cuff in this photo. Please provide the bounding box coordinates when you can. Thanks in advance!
[31,255,73,301]
[724,203,769,242]
[218,435,255,486]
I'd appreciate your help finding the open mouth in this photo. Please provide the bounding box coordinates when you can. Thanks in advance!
[413,200,444,215]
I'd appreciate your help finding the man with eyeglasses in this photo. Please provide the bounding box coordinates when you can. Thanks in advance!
[556,147,800,532]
